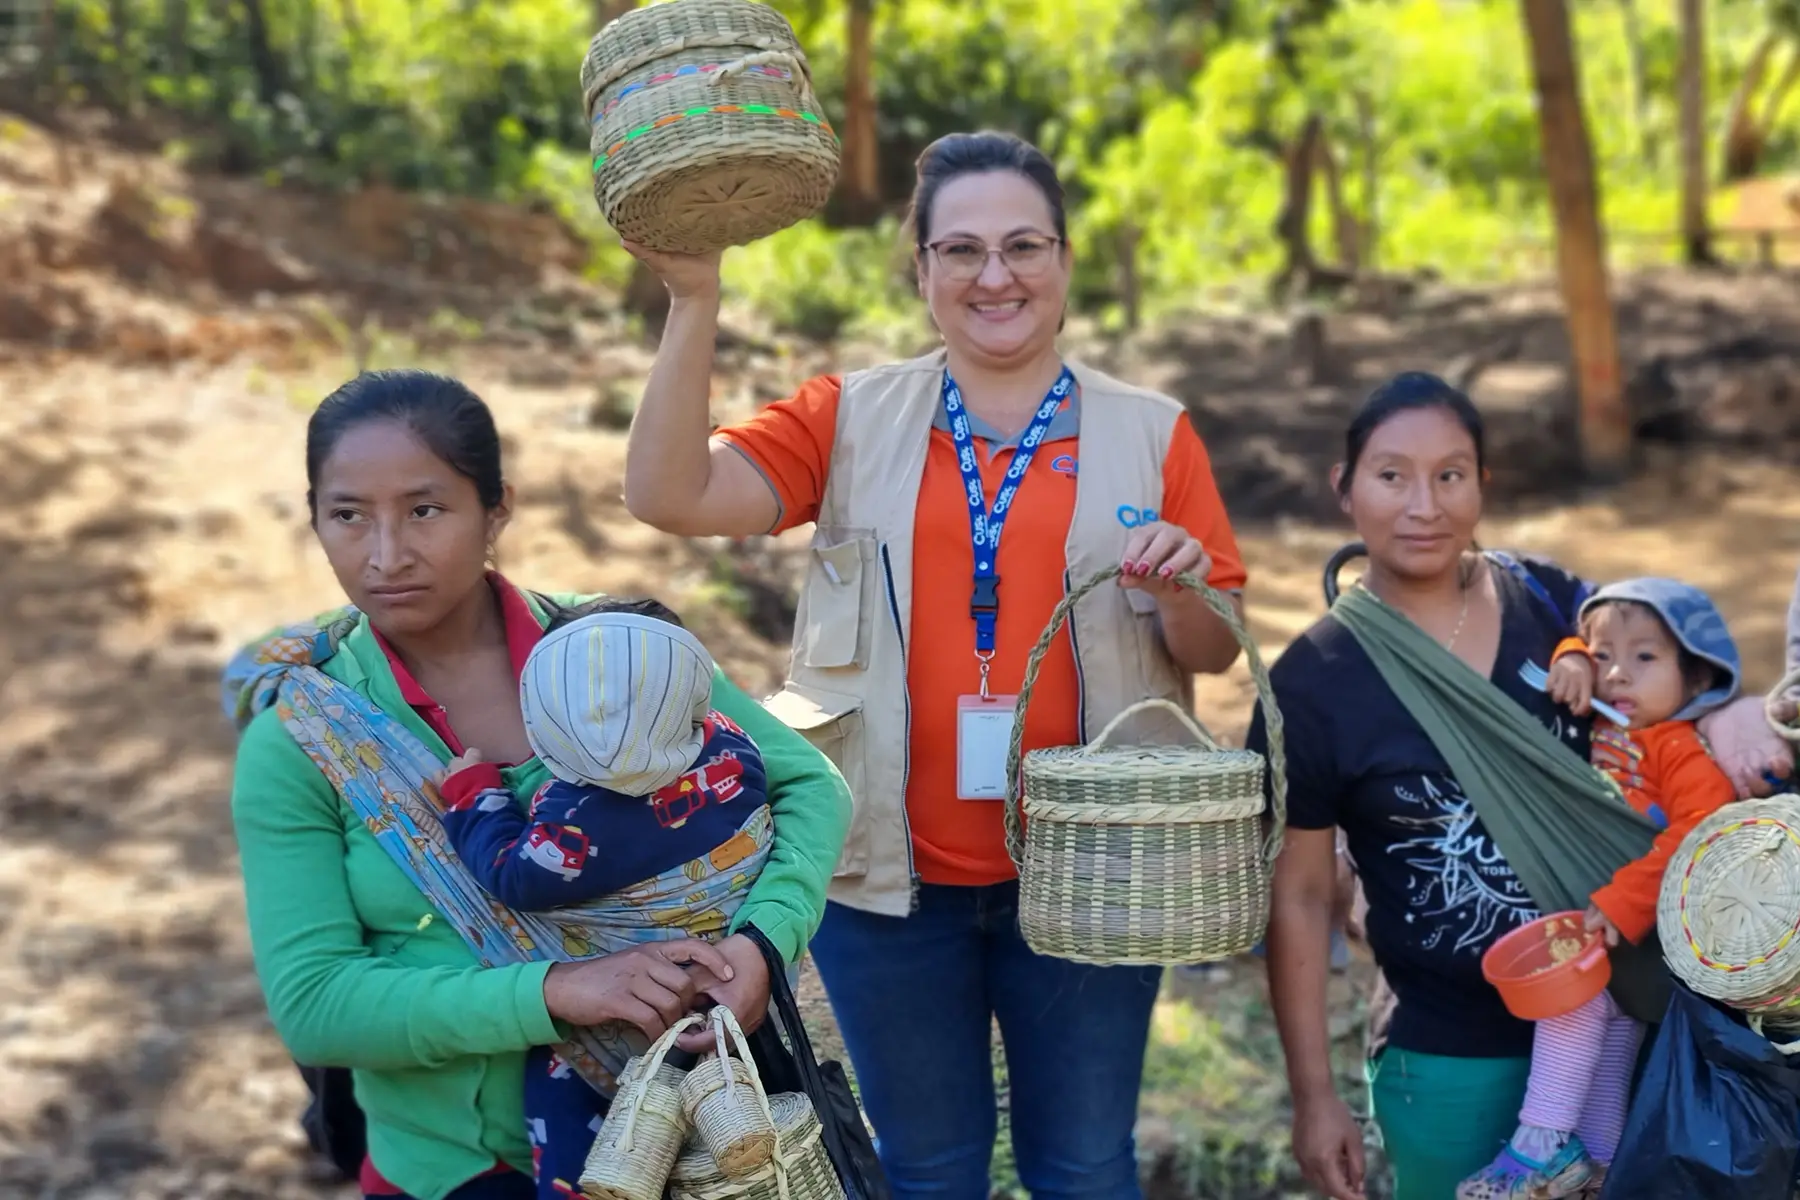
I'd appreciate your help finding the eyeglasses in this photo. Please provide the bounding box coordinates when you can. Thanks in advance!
[923,235,1063,282]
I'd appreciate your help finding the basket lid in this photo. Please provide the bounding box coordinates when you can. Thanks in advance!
[1660,796,1800,1003]
[669,1092,820,1183]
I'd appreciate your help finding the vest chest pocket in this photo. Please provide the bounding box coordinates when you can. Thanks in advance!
[762,683,870,879]
[797,530,879,671]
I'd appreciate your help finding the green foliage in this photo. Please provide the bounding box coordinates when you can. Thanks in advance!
[721,216,919,342]
[47,0,1800,334]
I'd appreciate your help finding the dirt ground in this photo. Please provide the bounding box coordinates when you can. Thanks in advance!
[6,110,1800,1198]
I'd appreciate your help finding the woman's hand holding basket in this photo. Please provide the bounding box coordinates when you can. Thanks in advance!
[544,939,736,1038]
[624,240,724,302]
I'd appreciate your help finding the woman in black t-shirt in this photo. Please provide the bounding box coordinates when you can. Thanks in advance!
[1247,374,1600,1200]
[1253,375,1785,1200]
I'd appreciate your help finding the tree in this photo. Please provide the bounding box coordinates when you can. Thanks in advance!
[1619,0,1653,164]
[839,0,881,222]
[1519,0,1629,478]
[1678,0,1714,264]
[1720,29,1780,181]
[594,0,633,30]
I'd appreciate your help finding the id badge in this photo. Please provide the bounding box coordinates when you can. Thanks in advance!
[957,694,1018,801]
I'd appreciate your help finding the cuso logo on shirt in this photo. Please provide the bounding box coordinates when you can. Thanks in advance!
[1116,504,1160,528]
[1050,454,1077,478]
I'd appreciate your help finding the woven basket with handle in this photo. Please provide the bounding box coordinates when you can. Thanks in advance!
[679,1006,779,1179]
[578,1013,702,1200]
[669,1091,845,1200]
[579,0,840,254]
[1003,566,1287,966]
[1659,787,1800,1038]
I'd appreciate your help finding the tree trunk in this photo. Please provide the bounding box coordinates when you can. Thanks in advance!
[1271,113,1322,296]
[1356,90,1379,270]
[1721,30,1778,183]
[1118,223,1141,332]
[1751,46,1800,170]
[107,0,135,113]
[839,0,881,222]
[595,0,633,30]
[164,0,189,85]
[1313,132,1360,271]
[36,0,60,108]
[1678,0,1714,264]
[237,0,286,108]
[1619,0,1654,164]
[1520,0,1629,479]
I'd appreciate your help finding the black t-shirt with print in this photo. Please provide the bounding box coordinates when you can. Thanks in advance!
[1246,553,1593,1060]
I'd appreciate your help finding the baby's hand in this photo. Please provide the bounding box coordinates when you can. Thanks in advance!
[445,749,485,777]
[1547,654,1595,717]
[1584,904,1622,948]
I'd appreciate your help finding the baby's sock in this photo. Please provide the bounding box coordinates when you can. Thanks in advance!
[1510,1123,1573,1165]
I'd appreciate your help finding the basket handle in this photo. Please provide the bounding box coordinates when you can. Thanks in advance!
[1002,565,1288,873]
[708,1006,794,1200]
[1086,697,1220,754]
[582,33,814,119]
[1766,665,1800,742]
[615,1012,704,1154]
[706,1004,780,1134]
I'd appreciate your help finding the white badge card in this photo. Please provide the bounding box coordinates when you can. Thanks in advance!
[957,694,1018,801]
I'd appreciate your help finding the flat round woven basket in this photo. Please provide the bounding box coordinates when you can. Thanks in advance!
[1003,567,1286,966]
[668,1092,845,1200]
[1659,794,1800,1032]
[579,0,841,254]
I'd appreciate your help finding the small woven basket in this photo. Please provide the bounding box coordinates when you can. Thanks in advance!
[579,1014,702,1200]
[668,1092,845,1200]
[1003,567,1286,966]
[579,0,841,254]
[679,1006,779,1179]
[1659,794,1800,1036]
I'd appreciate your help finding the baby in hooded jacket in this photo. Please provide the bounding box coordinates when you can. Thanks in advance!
[1459,578,1742,1200]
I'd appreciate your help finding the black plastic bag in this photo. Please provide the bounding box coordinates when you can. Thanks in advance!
[1601,986,1800,1200]
[297,1063,366,1181]
[741,926,891,1200]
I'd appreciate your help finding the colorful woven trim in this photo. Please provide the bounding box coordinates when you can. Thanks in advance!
[594,62,793,121]
[592,104,834,172]
[1676,815,1800,972]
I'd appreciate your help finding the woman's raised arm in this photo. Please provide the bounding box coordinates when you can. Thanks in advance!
[621,247,782,538]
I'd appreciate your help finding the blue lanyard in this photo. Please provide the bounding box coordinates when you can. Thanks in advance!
[943,366,1075,659]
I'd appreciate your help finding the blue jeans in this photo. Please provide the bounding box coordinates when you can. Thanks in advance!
[808,881,1162,1200]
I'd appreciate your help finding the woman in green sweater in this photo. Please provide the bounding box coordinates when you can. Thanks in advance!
[226,369,852,1200]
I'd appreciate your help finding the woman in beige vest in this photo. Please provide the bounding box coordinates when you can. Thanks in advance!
[622,131,1251,1200]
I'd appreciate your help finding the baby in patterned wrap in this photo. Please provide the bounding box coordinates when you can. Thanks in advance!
[1459,577,1742,1200]
[435,597,771,1200]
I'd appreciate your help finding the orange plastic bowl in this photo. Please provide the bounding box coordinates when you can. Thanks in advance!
[1482,911,1611,1021]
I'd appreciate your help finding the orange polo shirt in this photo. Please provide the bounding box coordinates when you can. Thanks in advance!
[718,373,1248,887]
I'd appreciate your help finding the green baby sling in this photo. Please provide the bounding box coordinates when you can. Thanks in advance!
[1331,573,1671,1025]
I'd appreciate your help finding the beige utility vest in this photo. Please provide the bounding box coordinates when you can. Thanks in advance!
[763,348,1198,916]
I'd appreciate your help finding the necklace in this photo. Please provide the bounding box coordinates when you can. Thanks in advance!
[1443,558,1473,652]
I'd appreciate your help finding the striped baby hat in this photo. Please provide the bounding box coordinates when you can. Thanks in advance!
[519,610,715,794]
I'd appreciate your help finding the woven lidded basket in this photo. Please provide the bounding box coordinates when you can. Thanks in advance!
[679,1006,779,1179]
[579,0,841,254]
[1003,567,1286,966]
[579,1014,702,1200]
[1659,794,1800,1035]
[669,1092,845,1200]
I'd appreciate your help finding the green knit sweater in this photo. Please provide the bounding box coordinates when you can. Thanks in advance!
[229,595,851,1200]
